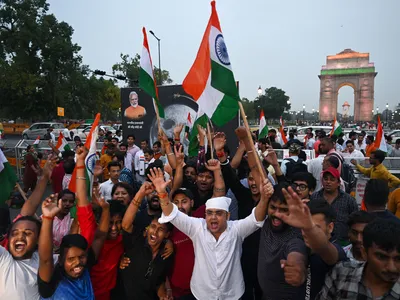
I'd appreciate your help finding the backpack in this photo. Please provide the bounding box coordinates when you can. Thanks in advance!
[43,132,51,140]
[284,158,308,180]
[328,152,356,193]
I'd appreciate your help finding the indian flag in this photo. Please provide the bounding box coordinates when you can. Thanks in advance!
[259,110,268,139]
[188,109,209,157]
[374,116,387,152]
[330,117,343,137]
[69,113,100,197]
[182,1,239,127]
[185,112,192,135]
[0,149,17,204]
[55,132,71,152]
[140,27,164,118]
[279,116,288,144]
[33,136,40,149]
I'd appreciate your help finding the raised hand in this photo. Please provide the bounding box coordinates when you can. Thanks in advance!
[42,194,61,218]
[147,167,171,194]
[93,161,103,178]
[197,125,206,138]
[174,144,184,167]
[213,132,226,151]
[235,126,248,140]
[173,123,184,136]
[350,159,357,166]
[42,154,58,180]
[264,146,279,166]
[137,181,155,198]
[274,187,314,230]
[260,178,274,202]
[158,130,170,147]
[76,145,88,162]
[205,159,221,172]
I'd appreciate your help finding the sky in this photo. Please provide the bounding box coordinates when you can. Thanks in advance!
[47,0,400,115]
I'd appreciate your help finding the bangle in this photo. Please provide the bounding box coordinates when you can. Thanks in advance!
[76,176,86,180]
[247,150,253,153]
[160,201,170,207]
[42,216,54,220]
[216,151,225,158]
[167,152,174,156]
[174,138,180,141]
[220,159,230,166]
[158,192,168,199]
[76,165,85,169]
[132,200,141,207]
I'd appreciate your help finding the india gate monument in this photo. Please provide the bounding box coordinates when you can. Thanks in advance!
[318,49,377,122]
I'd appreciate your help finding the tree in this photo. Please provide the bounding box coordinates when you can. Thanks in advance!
[254,87,291,121]
[112,53,172,87]
[241,97,257,124]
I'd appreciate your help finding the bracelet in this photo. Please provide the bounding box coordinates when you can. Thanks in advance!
[158,192,168,199]
[174,138,180,141]
[247,150,253,153]
[220,159,230,166]
[76,176,86,180]
[167,152,174,156]
[132,200,141,207]
[42,216,54,220]
[160,201,170,207]
[76,165,85,169]
[216,151,225,158]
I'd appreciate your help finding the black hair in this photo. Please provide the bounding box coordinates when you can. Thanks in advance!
[144,148,154,156]
[269,182,290,205]
[113,151,125,163]
[307,200,336,223]
[360,130,366,136]
[197,165,214,177]
[144,160,165,181]
[111,182,135,200]
[346,140,355,146]
[396,139,400,145]
[59,234,88,262]
[74,136,81,142]
[308,133,314,138]
[62,150,75,159]
[364,179,389,208]
[120,143,128,148]
[111,137,119,142]
[321,137,335,146]
[259,138,269,145]
[150,214,174,232]
[26,145,32,151]
[291,172,317,191]
[108,201,126,218]
[337,138,344,145]
[9,216,41,237]
[319,131,327,138]
[63,160,75,174]
[153,141,161,148]
[326,155,340,169]
[269,129,277,134]
[349,131,357,139]
[289,132,294,139]
[385,135,392,143]
[127,134,135,140]
[58,189,75,200]
[140,139,149,144]
[363,218,400,252]
[116,130,121,135]
[107,161,121,171]
[183,161,197,173]
[347,211,376,227]
[366,135,374,143]
[371,150,385,163]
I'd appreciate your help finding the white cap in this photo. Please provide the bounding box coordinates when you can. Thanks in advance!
[205,197,232,213]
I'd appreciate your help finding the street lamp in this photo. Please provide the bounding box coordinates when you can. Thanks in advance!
[302,104,305,122]
[386,103,389,124]
[257,86,262,96]
[149,30,162,85]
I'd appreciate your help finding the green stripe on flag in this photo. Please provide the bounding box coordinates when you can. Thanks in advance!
[259,126,269,139]
[188,114,209,157]
[210,61,240,100]
[211,94,239,127]
[139,68,165,118]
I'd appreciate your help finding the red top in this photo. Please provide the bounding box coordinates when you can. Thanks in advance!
[314,140,321,156]
[90,235,124,300]
[77,205,96,247]
[51,161,65,193]
[169,205,205,298]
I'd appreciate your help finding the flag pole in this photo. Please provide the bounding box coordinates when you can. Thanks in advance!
[206,122,214,159]
[238,101,266,181]
[153,99,162,134]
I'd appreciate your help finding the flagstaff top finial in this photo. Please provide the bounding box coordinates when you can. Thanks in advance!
[211,1,216,9]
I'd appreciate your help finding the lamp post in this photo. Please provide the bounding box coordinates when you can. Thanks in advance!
[386,103,389,125]
[312,108,315,121]
[302,104,305,123]
[149,30,162,85]
[257,86,263,96]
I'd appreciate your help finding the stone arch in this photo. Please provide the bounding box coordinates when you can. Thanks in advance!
[318,49,377,122]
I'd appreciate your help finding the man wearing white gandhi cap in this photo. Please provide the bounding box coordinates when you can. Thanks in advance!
[148,167,273,300]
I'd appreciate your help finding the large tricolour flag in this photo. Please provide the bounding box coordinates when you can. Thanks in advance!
[0,149,17,204]
[329,117,343,137]
[188,109,209,157]
[259,110,268,139]
[55,132,71,152]
[182,1,239,127]
[140,27,164,118]
[69,113,100,196]
[374,116,387,152]
[279,116,288,145]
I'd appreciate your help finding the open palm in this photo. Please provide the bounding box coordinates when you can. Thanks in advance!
[42,194,61,218]
[148,167,170,193]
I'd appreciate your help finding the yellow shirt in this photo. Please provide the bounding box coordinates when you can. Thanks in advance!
[388,188,400,218]
[124,106,146,119]
[100,154,112,180]
[356,163,400,189]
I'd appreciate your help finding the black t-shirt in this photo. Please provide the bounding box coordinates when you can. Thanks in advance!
[370,210,400,224]
[134,209,159,233]
[307,242,348,300]
[121,229,173,300]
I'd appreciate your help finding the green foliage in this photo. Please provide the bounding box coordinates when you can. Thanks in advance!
[241,97,257,123]
[112,53,173,87]
[254,87,291,120]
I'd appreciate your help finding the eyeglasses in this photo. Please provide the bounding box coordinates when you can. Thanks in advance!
[292,183,308,191]
[144,261,154,280]
[206,210,225,217]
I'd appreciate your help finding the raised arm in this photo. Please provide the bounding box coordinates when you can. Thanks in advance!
[21,156,56,216]
[276,187,339,266]
[38,195,62,282]
[159,130,176,169]
[121,182,154,233]
[254,178,273,222]
[230,140,246,169]
[91,196,110,261]
[170,145,184,196]
[205,159,225,198]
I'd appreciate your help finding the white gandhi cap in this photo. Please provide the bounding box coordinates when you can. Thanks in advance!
[205,196,232,213]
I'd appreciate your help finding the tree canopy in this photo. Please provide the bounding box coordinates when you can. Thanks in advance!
[253,87,291,121]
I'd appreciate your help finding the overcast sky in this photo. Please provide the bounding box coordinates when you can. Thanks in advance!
[47,0,399,115]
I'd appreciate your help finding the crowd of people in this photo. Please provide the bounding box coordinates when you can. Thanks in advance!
[1,123,400,300]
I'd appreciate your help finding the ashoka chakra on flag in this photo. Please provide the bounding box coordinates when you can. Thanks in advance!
[215,34,230,66]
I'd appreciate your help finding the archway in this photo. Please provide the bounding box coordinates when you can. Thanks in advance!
[337,85,355,122]
[318,49,377,122]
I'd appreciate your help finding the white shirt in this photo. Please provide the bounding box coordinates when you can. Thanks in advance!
[306,138,315,150]
[159,205,264,300]
[50,132,56,143]
[280,156,307,176]
[134,149,144,172]
[124,152,133,171]
[0,248,58,300]
[342,149,364,159]
[99,179,120,200]
[355,141,366,151]
[307,155,325,191]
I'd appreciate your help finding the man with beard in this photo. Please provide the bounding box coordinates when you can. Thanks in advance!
[317,218,400,300]
[121,180,174,300]
[275,188,348,299]
[0,158,55,299]
[310,167,358,245]
[258,183,308,300]
[343,211,376,262]
[150,165,273,300]
[166,188,205,299]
